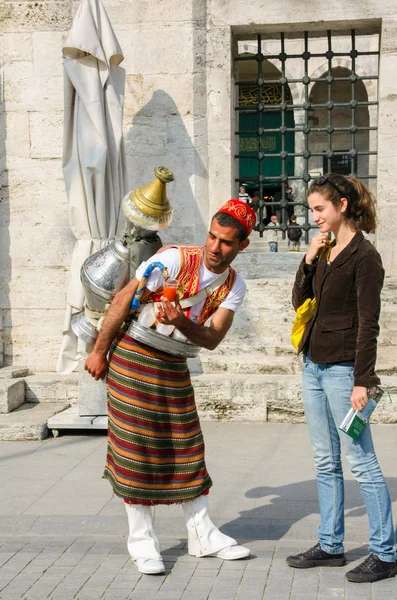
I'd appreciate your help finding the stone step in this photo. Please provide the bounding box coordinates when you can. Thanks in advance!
[24,372,78,404]
[0,379,25,414]
[194,344,397,376]
[247,240,309,253]
[0,402,70,441]
[374,345,397,375]
[0,366,30,379]
[192,373,397,423]
[189,351,301,375]
[233,252,302,279]
[47,406,108,435]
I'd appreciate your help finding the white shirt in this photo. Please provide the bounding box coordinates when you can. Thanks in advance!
[135,247,246,321]
[238,192,250,203]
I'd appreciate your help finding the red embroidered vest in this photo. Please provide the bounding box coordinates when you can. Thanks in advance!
[155,246,237,324]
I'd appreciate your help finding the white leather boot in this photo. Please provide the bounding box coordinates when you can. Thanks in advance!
[125,503,165,574]
[182,495,250,560]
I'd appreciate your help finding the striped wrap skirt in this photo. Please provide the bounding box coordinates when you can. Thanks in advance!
[103,330,213,505]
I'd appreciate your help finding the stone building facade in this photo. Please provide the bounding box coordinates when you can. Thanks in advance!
[1,1,397,421]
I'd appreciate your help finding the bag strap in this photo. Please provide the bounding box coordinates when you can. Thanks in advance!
[178,269,230,309]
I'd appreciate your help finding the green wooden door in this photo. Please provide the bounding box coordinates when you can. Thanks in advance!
[239,111,295,188]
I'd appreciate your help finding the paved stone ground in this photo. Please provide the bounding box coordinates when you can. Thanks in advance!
[1,422,397,599]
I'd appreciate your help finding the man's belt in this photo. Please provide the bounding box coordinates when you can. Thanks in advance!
[127,320,201,358]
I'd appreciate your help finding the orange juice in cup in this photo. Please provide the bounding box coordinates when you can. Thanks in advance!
[163,279,178,302]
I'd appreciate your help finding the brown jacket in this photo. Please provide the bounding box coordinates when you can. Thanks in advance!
[292,231,384,388]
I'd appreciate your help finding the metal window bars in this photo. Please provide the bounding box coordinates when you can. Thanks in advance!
[234,29,380,242]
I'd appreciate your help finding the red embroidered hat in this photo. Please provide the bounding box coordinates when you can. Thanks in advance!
[216,198,256,236]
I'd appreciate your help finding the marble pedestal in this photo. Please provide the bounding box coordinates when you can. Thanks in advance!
[78,360,107,416]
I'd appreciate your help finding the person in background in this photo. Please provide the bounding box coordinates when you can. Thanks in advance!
[286,185,295,221]
[238,185,251,203]
[267,214,279,252]
[287,174,396,583]
[249,190,261,206]
[287,214,303,251]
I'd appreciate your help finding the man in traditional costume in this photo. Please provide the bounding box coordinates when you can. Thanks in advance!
[85,199,256,575]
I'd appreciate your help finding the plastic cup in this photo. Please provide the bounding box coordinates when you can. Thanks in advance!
[163,279,178,302]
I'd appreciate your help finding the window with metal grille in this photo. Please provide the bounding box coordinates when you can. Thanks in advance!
[234,29,379,241]
[323,151,358,176]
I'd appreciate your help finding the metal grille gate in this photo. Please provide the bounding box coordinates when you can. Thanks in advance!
[234,30,380,241]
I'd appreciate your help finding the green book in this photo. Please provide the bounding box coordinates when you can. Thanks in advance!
[339,386,384,440]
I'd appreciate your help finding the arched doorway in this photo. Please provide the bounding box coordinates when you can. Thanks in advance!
[308,66,370,180]
[236,57,295,200]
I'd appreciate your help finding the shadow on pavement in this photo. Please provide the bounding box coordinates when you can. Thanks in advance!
[220,478,397,543]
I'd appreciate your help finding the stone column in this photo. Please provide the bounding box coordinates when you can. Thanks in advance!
[0,313,3,368]
[206,25,234,218]
[368,104,378,194]
[376,18,397,277]
[292,107,306,219]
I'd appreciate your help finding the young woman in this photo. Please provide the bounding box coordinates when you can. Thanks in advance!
[286,174,396,583]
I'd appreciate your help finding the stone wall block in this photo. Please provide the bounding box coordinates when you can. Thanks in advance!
[376,240,397,280]
[380,17,397,54]
[209,2,383,27]
[192,73,208,120]
[380,279,397,306]
[103,0,193,27]
[378,56,397,102]
[0,380,25,414]
[6,196,69,229]
[207,72,232,121]
[0,3,73,33]
[1,225,74,269]
[117,29,193,75]
[166,116,195,151]
[3,309,65,372]
[0,267,69,310]
[4,77,63,112]
[3,61,36,81]
[30,111,63,159]
[377,167,397,205]
[5,112,30,157]
[194,374,304,422]
[377,343,397,375]
[25,373,78,404]
[124,75,144,118]
[2,33,33,62]
[0,313,3,369]
[6,157,64,187]
[208,123,234,155]
[208,152,234,213]
[32,32,66,78]
[0,366,29,379]
[377,204,397,239]
[6,158,67,225]
[139,75,195,118]
[207,27,231,70]
[124,117,167,156]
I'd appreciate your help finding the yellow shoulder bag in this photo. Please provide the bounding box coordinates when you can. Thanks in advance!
[291,297,317,350]
[291,244,330,351]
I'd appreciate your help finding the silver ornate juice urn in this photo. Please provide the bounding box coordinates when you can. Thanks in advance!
[71,167,174,345]
[71,239,130,344]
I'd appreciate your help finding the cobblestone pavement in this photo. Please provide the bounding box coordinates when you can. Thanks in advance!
[2,535,397,600]
[1,423,397,599]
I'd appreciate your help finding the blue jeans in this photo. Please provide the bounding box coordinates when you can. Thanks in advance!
[302,355,395,561]
[269,242,278,252]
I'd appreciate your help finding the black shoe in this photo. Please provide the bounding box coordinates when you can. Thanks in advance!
[345,554,397,583]
[286,543,346,568]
